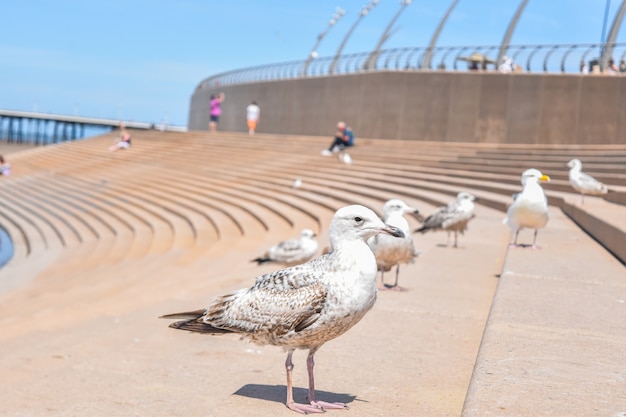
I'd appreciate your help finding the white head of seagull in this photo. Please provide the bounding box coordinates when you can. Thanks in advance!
[520,168,550,187]
[300,228,315,239]
[382,199,419,220]
[329,204,404,249]
[162,204,404,414]
[456,191,476,209]
[567,158,582,171]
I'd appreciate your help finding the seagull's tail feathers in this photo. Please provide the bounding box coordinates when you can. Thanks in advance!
[160,309,206,320]
[160,309,233,334]
[414,225,428,233]
[251,256,273,265]
[415,224,435,234]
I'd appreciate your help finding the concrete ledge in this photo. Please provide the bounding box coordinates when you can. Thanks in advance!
[462,208,626,416]
[560,198,626,265]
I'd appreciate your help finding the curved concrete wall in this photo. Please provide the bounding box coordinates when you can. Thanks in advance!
[189,71,626,144]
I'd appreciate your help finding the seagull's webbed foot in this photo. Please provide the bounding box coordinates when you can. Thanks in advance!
[310,400,349,410]
[286,401,326,414]
[382,283,408,292]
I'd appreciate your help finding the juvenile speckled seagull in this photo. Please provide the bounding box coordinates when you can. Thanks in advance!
[252,228,319,266]
[368,199,421,290]
[415,192,476,248]
[567,159,608,204]
[503,168,550,248]
[161,205,404,414]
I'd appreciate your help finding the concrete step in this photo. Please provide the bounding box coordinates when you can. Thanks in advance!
[462,207,626,417]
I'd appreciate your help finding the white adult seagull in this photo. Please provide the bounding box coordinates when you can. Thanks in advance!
[567,159,608,204]
[504,169,550,248]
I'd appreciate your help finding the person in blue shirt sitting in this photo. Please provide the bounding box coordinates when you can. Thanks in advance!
[321,121,354,156]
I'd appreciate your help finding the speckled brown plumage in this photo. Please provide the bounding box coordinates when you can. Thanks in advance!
[161,205,404,414]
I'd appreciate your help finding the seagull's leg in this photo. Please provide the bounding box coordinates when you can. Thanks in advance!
[531,229,541,249]
[453,231,459,248]
[510,229,520,247]
[394,265,400,287]
[307,350,348,410]
[379,268,393,290]
[285,350,324,414]
[445,231,451,247]
[387,265,407,291]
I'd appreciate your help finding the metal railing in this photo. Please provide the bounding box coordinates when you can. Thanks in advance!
[196,42,626,90]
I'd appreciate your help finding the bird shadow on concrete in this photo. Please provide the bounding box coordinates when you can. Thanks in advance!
[233,384,358,406]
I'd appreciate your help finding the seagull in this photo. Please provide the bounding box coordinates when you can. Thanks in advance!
[161,205,404,414]
[292,178,303,189]
[338,152,352,165]
[252,228,319,266]
[415,192,476,248]
[368,199,421,291]
[503,169,550,248]
[567,159,608,204]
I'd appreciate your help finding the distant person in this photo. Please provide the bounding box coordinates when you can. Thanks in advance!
[620,59,626,73]
[0,155,11,176]
[580,60,589,74]
[209,92,225,133]
[605,58,618,75]
[498,55,515,73]
[321,121,354,156]
[246,100,260,135]
[109,126,132,152]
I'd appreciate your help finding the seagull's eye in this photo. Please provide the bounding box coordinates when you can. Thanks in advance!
[354,216,363,223]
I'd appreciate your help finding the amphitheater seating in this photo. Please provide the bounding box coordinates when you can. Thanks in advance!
[0,130,624,416]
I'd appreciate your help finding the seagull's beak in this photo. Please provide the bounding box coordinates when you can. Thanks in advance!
[381,224,405,238]
[410,209,425,223]
[540,174,551,182]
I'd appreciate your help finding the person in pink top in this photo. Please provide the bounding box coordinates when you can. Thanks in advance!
[0,155,11,176]
[209,92,225,133]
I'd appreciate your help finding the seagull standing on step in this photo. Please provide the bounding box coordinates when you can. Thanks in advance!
[252,228,319,266]
[567,159,608,204]
[503,169,550,248]
[415,192,476,248]
[291,178,303,189]
[338,152,352,164]
[368,199,421,290]
[161,205,404,414]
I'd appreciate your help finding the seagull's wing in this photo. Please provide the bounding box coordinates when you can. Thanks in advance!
[416,204,454,232]
[209,259,330,336]
[272,238,305,257]
[577,171,607,193]
[253,237,306,264]
[441,206,473,229]
[164,257,330,337]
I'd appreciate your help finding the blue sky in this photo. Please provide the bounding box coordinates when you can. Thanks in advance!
[0,0,621,126]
